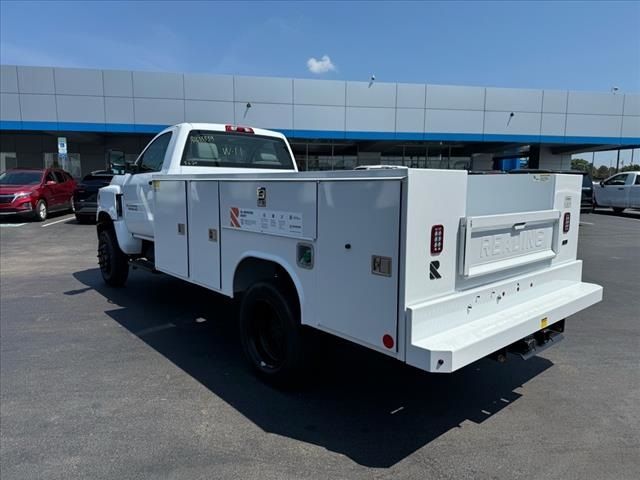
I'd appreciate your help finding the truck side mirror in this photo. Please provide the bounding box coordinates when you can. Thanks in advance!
[124,161,138,174]
[599,181,604,187]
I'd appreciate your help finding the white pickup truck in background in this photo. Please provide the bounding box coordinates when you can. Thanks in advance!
[97,123,603,384]
[593,171,640,213]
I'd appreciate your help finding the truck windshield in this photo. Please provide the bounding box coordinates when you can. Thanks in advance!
[181,130,294,170]
[0,171,43,185]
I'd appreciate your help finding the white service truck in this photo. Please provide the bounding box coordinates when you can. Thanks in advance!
[97,123,603,383]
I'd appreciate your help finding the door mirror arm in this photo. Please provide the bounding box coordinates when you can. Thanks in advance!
[125,162,139,174]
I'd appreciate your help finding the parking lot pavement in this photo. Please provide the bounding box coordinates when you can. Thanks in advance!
[1,212,639,480]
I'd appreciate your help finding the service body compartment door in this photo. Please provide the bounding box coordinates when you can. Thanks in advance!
[219,181,317,240]
[188,181,221,290]
[316,180,401,353]
[154,180,189,278]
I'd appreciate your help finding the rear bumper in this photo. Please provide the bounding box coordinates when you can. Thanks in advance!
[74,202,98,215]
[405,261,602,373]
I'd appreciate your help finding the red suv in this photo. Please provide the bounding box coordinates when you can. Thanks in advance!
[0,168,77,221]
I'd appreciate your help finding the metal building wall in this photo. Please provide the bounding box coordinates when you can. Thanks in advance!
[1,65,639,145]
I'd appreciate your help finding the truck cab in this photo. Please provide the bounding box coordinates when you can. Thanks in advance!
[594,171,640,213]
[103,123,297,241]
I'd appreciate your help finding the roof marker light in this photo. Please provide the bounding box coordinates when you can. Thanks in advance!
[225,125,254,134]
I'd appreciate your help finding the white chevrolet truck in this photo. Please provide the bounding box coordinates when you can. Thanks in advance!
[97,123,603,383]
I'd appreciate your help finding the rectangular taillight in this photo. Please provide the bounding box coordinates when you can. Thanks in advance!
[225,125,254,134]
[431,225,444,254]
[563,212,571,233]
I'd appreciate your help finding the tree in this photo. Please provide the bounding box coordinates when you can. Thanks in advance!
[620,164,640,172]
[595,165,612,179]
[571,158,592,173]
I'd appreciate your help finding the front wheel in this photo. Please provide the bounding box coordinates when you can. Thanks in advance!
[33,200,47,221]
[98,229,129,286]
[239,282,306,385]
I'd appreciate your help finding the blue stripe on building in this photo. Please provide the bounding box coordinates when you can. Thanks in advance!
[2,121,639,145]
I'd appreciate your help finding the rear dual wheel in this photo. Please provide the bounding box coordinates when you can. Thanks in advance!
[239,281,307,385]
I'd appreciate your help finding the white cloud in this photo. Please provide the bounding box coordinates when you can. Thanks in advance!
[307,55,336,74]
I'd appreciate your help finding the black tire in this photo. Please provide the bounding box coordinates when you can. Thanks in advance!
[97,229,129,287]
[239,281,305,385]
[612,207,625,214]
[33,199,47,221]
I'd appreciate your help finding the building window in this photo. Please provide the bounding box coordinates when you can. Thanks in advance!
[290,143,308,171]
[308,142,333,171]
[0,152,17,172]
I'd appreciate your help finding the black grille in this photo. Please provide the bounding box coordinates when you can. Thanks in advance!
[0,195,14,204]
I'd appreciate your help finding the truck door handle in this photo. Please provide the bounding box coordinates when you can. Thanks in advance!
[148,181,153,185]
[513,222,526,231]
[618,187,624,190]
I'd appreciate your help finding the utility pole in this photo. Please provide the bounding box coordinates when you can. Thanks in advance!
[615,149,620,172]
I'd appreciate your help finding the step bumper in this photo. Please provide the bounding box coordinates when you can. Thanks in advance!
[406,281,602,373]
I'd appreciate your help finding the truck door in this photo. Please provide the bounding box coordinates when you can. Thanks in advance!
[630,174,640,208]
[122,132,173,238]
[600,173,630,207]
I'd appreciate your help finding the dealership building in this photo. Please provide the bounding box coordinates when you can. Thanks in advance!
[1,64,639,177]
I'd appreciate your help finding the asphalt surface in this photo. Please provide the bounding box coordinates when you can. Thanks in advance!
[1,209,639,480]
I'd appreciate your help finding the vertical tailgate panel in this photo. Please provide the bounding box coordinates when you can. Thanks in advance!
[460,209,560,278]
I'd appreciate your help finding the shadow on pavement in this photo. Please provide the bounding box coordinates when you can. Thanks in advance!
[592,208,640,220]
[73,267,553,468]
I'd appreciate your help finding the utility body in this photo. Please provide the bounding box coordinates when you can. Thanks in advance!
[97,123,602,382]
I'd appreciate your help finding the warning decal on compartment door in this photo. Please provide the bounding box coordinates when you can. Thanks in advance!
[229,207,303,236]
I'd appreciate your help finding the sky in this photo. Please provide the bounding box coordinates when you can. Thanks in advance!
[1,0,639,91]
[0,0,638,165]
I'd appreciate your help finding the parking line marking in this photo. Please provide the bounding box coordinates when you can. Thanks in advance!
[0,223,27,228]
[580,221,594,226]
[41,215,74,228]
[134,323,176,336]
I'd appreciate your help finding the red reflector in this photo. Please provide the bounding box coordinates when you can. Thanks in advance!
[382,334,394,349]
[431,224,444,254]
[563,212,571,233]
[225,125,254,134]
